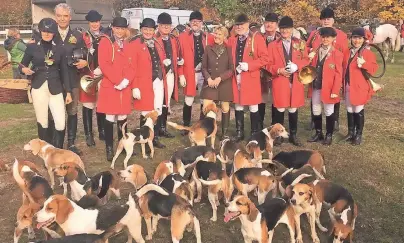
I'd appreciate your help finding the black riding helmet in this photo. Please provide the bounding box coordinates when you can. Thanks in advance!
[38,18,58,34]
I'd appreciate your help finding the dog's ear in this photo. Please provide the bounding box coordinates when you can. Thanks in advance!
[55,197,73,225]
[285,185,293,199]
[64,166,78,183]
[30,139,42,155]
[247,201,258,222]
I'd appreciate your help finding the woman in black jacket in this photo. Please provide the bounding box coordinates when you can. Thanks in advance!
[20,18,71,148]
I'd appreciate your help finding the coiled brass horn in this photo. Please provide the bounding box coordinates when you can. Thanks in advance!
[80,75,103,95]
[298,65,317,85]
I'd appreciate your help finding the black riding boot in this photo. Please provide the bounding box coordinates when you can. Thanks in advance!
[334,102,340,132]
[83,107,95,147]
[288,111,302,146]
[352,110,364,146]
[37,123,48,142]
[221,111,230,139]
[234,110,245,142]
[272,108,285,146]
[250,111,260,137]
[199,104,205,120]
[67,114,82,155]
[159,107,174,138]
[181,104,192,136]
[307,115,324,142]
[46,118,54,144]
[258,103,266,130]
[271,104,276,125]
[117,119,127,142]
[96,112,105,140]
[104,120,114,161]
[306,100,315,131]
[53,129,65,149]
[343,112,355,142]
[323,113,335,145]
[153,116,166,148]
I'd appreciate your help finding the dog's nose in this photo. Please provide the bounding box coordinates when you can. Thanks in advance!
[224,203,229,207]
[290,199,296,205]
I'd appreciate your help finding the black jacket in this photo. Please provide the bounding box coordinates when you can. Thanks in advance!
[53,27,86,89]
[19,40,70,95]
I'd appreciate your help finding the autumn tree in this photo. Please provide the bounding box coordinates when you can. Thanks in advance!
[279,0,320,27]
[0,0,31,25]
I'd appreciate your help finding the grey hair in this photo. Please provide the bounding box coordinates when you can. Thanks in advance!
[54,3,72,15]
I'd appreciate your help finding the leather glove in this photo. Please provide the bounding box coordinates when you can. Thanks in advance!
[177,58,184,66]
[114,78,129,90]
[93,67,102,77]
[239,62,249,71]
[179,75,187,87]
[163,59,171,66]
[285,61,298,73]
[132,88,141,99]
[357,57,365,68]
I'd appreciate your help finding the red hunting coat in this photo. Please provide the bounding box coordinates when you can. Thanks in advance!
[178,31,214,96]
[343,47,378,106]
[307,28,349,54]
[267,38,309,108]
[154,33,183,102]
[97,38,134,115]
[128,37,168,111]
[79,31,98,103]
[228,32,269,105]
[307,47,343,104]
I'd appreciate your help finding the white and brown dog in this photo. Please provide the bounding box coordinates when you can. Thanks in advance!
[111,110,158,168]
[167,103,219,148]
[293,180,358,243]
[118,164,149,190]
[191,160,234,221]
[153,160,185,184]
[136,184,201,243]
[159,173,194,205]
[245,124,289,162]
[224,194,297,243]
[53,163,121,203]
[23,139,85,189]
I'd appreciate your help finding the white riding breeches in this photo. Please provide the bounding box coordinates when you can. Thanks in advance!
[165,70,175,108]
[312,89,335,116]
[277,108,297,113]
[153,78,164,115]
[82,102,96,109]
[235,104,259,113]
[32,81,66,130]
[184,72,204,106]
[106,115,127,122]
[345,85,364,113]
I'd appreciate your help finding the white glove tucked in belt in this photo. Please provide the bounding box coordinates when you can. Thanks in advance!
[357,57,365,68]
[93,67,102,77]
[177,58,184,66]
[239,62,248,71]
[179,75,187,87]
[163,59,171,66]
[114,78,129,90]
[285,61,298,73]
[132,88,141,99]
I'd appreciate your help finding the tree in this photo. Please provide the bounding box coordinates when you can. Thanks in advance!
[0,0,31,25]
[279,0,320,27]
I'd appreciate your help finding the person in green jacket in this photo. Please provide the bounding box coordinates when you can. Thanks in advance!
[4,28,27,78]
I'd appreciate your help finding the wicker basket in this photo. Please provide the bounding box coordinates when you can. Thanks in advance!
[0,87,29,104]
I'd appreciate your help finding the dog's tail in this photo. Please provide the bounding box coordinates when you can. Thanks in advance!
[121,122,128,140]
[135,184,169,198]
[198,178,222,186]
[167,121,191,131]
[317,150,326,175]
[13,158,25,187]
[290,174,312,186]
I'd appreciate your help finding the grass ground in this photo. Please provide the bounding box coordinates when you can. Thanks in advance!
[0,49,403,243]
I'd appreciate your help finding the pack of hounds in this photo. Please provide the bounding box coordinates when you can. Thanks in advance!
[12,103,357,243]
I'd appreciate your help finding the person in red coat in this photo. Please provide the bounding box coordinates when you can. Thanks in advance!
[80,10,110,147]
[267,16,309,146]
[342,27,378,145]
[306,7,348,132]
[154,12,184,139]
[97,17,134,161]
[178,11,214,135]
[263,12,281,129]
[307,27,343,145]
[228,14,269,141]
[128,18,168,148]
[400,21,404,52]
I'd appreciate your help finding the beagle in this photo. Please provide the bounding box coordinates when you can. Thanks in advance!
[136,184,201,242]
[245,124,289,163]
[232,167,278,204]
[23,139,85,189]
[118,164,149,190]
[15,197,40,243]
[53,163,121,203]
[170,145,216,168]
[35,194,145,243]
[305,180,358,243]
[154,160,185,184]
[224,195,297,243]
[167,102,219,148]
[190,160,234,221]
[111,110,159,168]
[216,138,241,169]
[272,150,326,178]
[159,173,194,205]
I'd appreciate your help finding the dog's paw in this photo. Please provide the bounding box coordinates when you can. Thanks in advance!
[145,235,152,241]
[194,198,201,203]
[210,216,217,222]
[142,156,149,159]
[296,237,303,243]
[312,236,320,243]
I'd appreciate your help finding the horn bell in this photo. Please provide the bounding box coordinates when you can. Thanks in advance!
[80,75,100,95]
[298,66,317,85]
